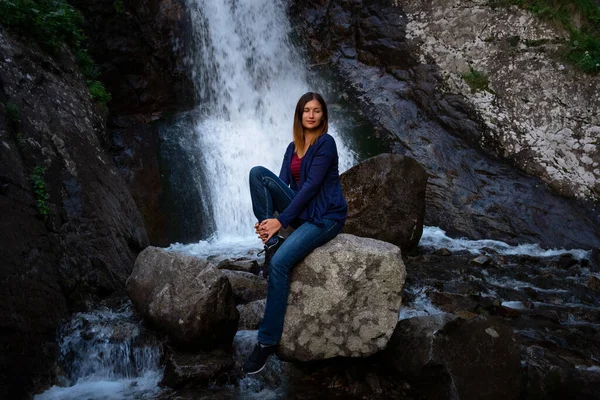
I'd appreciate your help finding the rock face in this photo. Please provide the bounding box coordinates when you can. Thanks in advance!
[237,299,267,331]
[278,234,406,361]
[126,247,239,350]
[291,0,600,249]
[382,314,522,400]
[0,28,148,397]
[404,0,600,201]
[219,269,267,305]
[162,349,235,389]
[72,0,196,246]
[341,153,427,250]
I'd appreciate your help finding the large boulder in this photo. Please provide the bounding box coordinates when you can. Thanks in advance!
[340,154,427,250]
[219,269,267,305]
[381,314,522,400]
[126,247,239,350]
[278,234,406,361]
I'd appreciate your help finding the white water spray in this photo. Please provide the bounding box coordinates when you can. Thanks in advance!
[183,0,357,239]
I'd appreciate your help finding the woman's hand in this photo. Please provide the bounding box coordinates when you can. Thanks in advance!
[258,218,282,243]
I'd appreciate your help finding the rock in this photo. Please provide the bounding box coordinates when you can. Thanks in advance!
[0,28,149,397]
[556,253,578,269]
[162,348,235,389]
[278,234,406,361]
[523,345,600,399]
[434,248,453,256]
[470,255,492,267]
[126,247,239,350]
[237,299,266,331]
[382,314,522,400]
[219,269,267,304]
[590,248,600,273]
[340,153,427,250]
[291,0,600,250]
[587,276,600,291]
[429,291,482,313]
[217,258,261,275]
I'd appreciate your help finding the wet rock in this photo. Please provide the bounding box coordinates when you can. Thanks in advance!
[217,258,260,275]
[219,269,267,305]
[434,248,453,256]
[162,349,235,389]
[340,154,427,250]
[590,248,600,273]
[278,234,406,361]
[237,299,266,331]
[126,247,238,350]
[382,314,522,400]
[429,291,482,313]
[556,253,578,269]
[523,345,600,400]
[587,276,600,291]
[470,255,492,267]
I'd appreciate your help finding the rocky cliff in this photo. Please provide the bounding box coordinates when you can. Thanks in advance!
[291,0,600,249]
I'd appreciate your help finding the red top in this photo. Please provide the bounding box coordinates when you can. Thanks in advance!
[291,152,302,184]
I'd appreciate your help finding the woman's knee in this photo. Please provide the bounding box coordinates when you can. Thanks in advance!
[249,166,267,181]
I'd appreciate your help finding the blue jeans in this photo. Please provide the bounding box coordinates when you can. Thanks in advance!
[249,166,344,345]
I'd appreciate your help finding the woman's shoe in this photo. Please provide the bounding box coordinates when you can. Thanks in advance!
[243,343,276,374]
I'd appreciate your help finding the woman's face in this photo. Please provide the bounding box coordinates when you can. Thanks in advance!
[302,99,324,131]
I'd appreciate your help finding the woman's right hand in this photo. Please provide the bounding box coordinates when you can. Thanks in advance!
[255,222,262,240]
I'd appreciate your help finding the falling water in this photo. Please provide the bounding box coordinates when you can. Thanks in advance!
[178,0,357,240]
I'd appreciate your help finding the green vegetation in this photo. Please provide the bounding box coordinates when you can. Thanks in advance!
[113,0,125,14]
[501,0,600,73]
[5,102,21,126]
[462,68,491,93]
[0,0,112,105]
[30,166,51,217]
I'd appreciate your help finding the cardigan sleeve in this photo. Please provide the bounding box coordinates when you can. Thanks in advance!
[277,136,335,228]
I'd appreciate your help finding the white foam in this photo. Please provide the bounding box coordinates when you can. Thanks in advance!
[399,287,444,320]
[419,226,590,260]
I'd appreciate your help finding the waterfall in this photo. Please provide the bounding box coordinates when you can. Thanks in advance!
[35,304,164,400]
[178,0,357,240]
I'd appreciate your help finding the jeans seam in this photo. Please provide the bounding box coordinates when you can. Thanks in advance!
[263,176,295,202]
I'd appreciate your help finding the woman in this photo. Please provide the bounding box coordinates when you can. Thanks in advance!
[243,92,347,374]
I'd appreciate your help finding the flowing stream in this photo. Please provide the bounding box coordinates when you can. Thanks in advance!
[34,0,596,398]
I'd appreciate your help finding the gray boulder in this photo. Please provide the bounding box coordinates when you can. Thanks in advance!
[126,247,239,350]
[278,234,405,361]
[220,269,267,304]
[237,299,266,331]
[381,314,522,400]
[340,154,427,250]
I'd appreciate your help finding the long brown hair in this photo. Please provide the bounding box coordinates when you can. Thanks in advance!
[293,92,329,155]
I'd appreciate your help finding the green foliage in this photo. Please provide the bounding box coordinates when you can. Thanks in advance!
[500,0,600,73]
[30,166,51,217]
[0,0,112,103]
[113,0,125,14]
[462,68,491,93]
[5,102,21,125]
[88,80,112,104]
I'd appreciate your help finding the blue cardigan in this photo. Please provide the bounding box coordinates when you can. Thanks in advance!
[276,134,348,228]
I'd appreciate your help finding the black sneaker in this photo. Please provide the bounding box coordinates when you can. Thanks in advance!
[243,343,276,374]
[258,235,285,279]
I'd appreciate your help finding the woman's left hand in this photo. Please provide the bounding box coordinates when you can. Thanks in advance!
[259,218,282,243]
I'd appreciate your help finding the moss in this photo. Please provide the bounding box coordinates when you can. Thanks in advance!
[462,68,491,93]
[500,0,600,73]
[508,35,521,47]
[30,166,51,217]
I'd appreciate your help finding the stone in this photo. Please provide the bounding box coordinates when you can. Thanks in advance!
[470,255,492,266]
[162,349,235,389]
[237,299,266,331]
[429,291,481,313]
[434,248,453,256]
[340,153,427,250]
[126,247,239,350]
[219,269,267,305]
[587,275,600,291]
[556,253,578,269]
[278,234,406,361]
[382,314,522,400]
[217,258,261,275]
